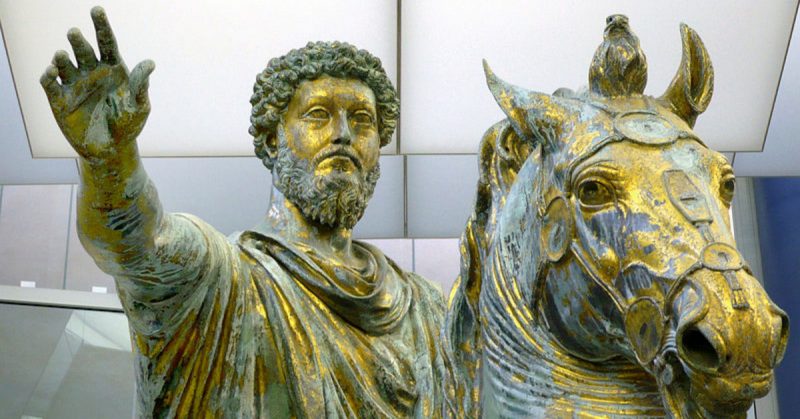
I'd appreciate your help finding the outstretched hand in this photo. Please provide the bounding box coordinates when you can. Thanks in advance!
[41,6,154,161]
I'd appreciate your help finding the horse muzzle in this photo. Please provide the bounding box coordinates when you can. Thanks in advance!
[665,268,789,416]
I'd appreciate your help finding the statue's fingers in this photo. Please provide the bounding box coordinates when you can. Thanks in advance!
[90,6,121,65]
[40,65,64,110]
[67,27,98,70]
[52,50,78,84]
[129,60,155,106]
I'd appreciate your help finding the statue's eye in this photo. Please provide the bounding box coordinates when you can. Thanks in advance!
[351,111,374,125]
[720,175,735,205]
[578,180,614,207]
[304,108,329,120]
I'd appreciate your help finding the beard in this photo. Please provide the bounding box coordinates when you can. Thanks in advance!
[273,133,380,230]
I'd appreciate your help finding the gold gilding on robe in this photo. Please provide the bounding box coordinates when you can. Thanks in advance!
[117,214,444,418]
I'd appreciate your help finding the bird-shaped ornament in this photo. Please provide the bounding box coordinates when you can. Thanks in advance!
[589,14,648,97]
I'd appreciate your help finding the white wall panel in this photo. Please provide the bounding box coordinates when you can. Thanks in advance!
[354,155,405,239]
[142,157,271,235]
[1,0,397,157]
[406,155,478,238]
[0,185,71,289]
[142,155,402,238]
[401,0,797,154]
[413,238,461,296]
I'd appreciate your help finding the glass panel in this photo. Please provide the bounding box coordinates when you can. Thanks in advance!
[0,304,134,419]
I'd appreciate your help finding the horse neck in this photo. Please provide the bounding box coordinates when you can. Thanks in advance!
[478,248,666,417]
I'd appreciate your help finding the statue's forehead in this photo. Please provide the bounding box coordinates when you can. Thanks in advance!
[292,75,376,105]
[572,139,725,183]
[556,97,703,176]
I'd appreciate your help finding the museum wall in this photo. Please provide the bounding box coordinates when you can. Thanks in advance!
[754,178,800,417]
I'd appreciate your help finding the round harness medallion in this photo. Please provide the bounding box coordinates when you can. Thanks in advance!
[614,112,679,145]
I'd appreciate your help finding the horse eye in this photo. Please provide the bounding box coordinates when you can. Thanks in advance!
[578,180,614,207]
[720,177,736,204]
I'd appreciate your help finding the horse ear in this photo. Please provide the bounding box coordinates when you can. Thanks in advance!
[658,24,714,128]
[483,60,571,152]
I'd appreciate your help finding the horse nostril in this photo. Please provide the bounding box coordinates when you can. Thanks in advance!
[679,326,722,372]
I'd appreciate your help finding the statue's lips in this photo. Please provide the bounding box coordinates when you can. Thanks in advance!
[315,149,362,171]
[657,356,768,419]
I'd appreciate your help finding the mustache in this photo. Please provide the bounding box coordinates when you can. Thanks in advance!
[313,146,363,171]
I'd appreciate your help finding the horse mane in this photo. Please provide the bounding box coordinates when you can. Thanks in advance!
[442,119,533,417]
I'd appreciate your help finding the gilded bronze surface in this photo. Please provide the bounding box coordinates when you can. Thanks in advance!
[42,7,445,417]
[443,15,789,418]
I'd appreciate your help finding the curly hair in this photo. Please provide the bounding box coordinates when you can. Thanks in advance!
[249,41,399,169]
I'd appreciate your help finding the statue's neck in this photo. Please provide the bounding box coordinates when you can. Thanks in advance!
[479,256,666,417]
[481,316,665,416]
[260,187,362,267]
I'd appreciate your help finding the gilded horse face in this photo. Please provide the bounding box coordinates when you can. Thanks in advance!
[483,19,788,418]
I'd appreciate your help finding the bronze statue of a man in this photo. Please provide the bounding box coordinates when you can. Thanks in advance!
[41,7,445,418]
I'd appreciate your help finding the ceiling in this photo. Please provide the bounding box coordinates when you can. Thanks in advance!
[1,1,799,178]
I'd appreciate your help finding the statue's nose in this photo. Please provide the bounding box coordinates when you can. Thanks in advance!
[674,272,790,374]
[332,114,353,145]
[770,307,790,367]
[677,321,725,372]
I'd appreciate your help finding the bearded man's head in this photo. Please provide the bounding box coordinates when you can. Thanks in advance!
[249,41,398,229]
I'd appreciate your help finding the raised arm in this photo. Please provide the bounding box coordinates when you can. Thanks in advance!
[40,7,216,298]
[41,7,158,272]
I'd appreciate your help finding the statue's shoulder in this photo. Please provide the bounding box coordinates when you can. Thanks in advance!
[231,230,286,275]
[356,240,446,309]
[405,271,446,307]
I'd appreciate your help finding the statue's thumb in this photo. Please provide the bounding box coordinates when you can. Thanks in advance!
[130,60,155,106]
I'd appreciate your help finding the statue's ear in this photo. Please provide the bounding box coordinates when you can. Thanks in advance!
[257,131,278,170]
[658,24,714,128]
[483,60,573,153]
[266,133,278,157]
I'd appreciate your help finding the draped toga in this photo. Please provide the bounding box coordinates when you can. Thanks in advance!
[112,214,445,418]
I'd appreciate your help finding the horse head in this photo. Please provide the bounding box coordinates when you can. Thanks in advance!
[444,16,788,418]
